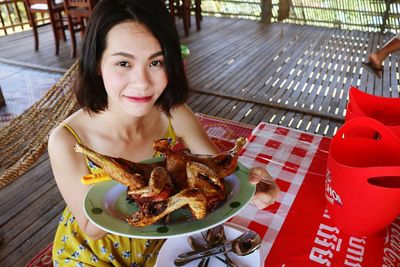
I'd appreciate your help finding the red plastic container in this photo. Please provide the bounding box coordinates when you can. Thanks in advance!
[326,117,400,236]
[346,87,400,136]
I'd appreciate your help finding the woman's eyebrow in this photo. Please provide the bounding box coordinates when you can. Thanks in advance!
[111,51,164,59]
[149,51,164,59]
[111,52,134,59]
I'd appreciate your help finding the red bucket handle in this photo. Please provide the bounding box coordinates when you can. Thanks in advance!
[347,87,368,117]
[334,117,400,190]
[335,117,400,144]
[347,87,363,113]
[355,167,400,190]
[367,174,400,189]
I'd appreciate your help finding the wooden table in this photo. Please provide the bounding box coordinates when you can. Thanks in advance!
[167,0,201,36]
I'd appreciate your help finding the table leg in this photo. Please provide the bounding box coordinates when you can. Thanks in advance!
[182,0,190,36]
[0,85,5,107]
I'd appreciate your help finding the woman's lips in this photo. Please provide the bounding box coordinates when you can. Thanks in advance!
[125,95,153,103]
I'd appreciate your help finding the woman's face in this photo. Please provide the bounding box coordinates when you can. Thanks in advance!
[100,21,168,117]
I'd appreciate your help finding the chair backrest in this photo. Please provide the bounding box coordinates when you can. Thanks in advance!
[64,0,97,10]
[24,0,59,11]
[25,0,49,4]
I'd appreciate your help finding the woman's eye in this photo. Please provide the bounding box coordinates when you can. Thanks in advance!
[117,61,131,67]
[150,60,163,68]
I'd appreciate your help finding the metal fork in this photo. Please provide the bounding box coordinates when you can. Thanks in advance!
[202,228,237,267]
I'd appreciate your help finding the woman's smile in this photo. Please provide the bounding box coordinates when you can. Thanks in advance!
[124,95,154,103]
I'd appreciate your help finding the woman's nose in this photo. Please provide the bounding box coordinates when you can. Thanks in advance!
[131,67,150,88]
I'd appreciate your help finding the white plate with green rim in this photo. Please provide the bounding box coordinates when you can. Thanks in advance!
[83,159,255,239]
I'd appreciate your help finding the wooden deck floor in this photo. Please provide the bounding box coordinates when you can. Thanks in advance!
[0,16,399,266]
[1,16,399,136]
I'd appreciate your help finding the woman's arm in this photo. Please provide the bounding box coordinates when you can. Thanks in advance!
[170,104,219,154]
[48,125,107,240]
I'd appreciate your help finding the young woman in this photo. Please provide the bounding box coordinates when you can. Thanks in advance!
[48,0,279,265]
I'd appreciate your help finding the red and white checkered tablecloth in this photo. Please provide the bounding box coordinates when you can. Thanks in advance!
[227,122,399,267]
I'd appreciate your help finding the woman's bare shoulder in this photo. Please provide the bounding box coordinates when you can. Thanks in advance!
[170,104,197,127]
[48,109,90,152]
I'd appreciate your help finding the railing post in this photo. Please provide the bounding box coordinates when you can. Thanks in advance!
[380,0,391,33]
[13,0,26,30]
[260,0,272,24]
[0,7,7,35]
[0,0,30,36]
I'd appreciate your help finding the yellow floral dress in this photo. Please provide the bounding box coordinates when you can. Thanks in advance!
[52,122,177,267]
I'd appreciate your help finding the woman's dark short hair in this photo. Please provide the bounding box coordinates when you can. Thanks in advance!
[75,0,188,115]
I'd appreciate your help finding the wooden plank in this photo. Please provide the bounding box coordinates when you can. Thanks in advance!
[202,31,278,93]
[197,96,226,115]
[1,201,64,267]
[187,22,267,89]
[327,29,364,118]
[185,20,253,72]
[373,32,386,96]
[311,29,355,116]
[297,114,313,132]
[257,26,329,103]
[275,29,333,112]
[316,118,331,136]
[212,23,300,95]
[218,26,296,95]
[0,152,65,266]
[389,49,400,98]
[248,106,274,126]
[378,32,398,97]
[231,102,255,122]
[206,98,233,117]
[285,112,305,131]
[339,29,370,118]
[0,156,52,216]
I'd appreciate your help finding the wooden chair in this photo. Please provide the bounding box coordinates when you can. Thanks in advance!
[23,0,66,55]
[63,0,97,58]
[169,0,202,36]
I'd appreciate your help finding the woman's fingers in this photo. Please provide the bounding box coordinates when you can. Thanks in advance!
[248,167,268,184]
[248,167,280,209]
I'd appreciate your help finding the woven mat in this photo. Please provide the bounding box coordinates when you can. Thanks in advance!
[25,114,254,267]
[0,62,79,189]
[0,62,62,128]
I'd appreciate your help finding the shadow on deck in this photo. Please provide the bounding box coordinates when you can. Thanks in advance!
[0,16,399,266]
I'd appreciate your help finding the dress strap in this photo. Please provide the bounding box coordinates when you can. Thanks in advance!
[61,123,102,174]
[153,117,177,158]
[62,123,83,144]
[165,117,177,145]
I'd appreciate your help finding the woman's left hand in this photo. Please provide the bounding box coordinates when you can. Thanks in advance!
[248,167,280,209]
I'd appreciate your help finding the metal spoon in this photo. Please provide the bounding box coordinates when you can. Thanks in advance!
[174,230,261,266]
